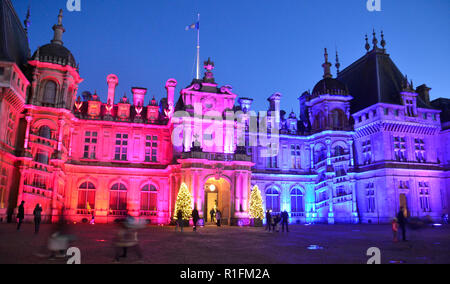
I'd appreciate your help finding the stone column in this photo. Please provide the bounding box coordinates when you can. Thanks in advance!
[24,115,33,149]
[326,138,332,166]
[310,144,315,169]
[57,119,65,152]
[68,127,74,157]
[348,140,355,167]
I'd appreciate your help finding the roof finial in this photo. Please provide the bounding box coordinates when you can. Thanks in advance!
[24,6,31,34]
[335,49,341,74]
[380,30,386,51]
[51,9,65,45]
[372,29,378,49]
[365,34,370,52]
[322,48,332,79]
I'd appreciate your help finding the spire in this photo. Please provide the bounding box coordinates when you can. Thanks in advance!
[380,30,386,51]
[51,9,65,45]
[322,48,332,79]
[24,6,31,34]
[335,49,341,74]
[365,34,370,52]
[372,29,378,49]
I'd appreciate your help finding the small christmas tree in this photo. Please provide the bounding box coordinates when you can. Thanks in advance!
[249,185,264,221]
[173,183,193,221]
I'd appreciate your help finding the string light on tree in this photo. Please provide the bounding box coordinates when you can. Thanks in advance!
[173,183,193,221]
[249,185,264,221]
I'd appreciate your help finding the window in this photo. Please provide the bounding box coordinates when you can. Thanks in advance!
[6,111,16,146]
[77,182,96,210]
[334,146,345,157]
[315,147,327,163]
[145,135,158,162]
[114,133,128,161]
[330,109,345,130]
[43,81,57,105]
[110,183,127,211]
[405,99,415,117]
[83,131,98,159]
[394,136,407,162]
[362,140,372,164]
[414,138,426,163]
[141,184,157,211]
[0,168,6,208]
[265,188,280,213]
[290,188,304,212]
[35,150,49,165]
[291,145,301,169]
[38,126,52,139]
[366,183,375,213]
[419,182,431,212]
[32,174,47,189]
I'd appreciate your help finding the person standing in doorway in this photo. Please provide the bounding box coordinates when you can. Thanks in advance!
[397,207,407,241]
[192,207,200,231]
[281,210,289,233]
[17,201,25,231]
[215,210,221,227]
[33,204,43,234]
[210,207,216,223]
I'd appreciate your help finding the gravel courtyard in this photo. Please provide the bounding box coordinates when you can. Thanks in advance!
[0,223,449,264]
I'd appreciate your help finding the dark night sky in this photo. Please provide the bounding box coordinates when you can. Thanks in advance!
[12,0,450,112]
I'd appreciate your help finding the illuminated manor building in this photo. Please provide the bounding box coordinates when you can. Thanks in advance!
[0,1,449,225]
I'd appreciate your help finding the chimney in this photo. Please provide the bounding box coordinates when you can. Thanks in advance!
[165,78,177,118]
[131,87,147,106]
[416,84,431,105]
[106,74,119,104]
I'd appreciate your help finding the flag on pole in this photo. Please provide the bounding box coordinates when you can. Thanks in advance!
[185,22,200,31]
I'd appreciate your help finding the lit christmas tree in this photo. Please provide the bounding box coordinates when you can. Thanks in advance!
[173,183,193,220]
[249,185,264,221]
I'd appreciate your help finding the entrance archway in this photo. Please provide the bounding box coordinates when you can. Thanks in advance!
[204,177,231,225]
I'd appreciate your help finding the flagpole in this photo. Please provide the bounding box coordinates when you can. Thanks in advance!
[196,13,200,80]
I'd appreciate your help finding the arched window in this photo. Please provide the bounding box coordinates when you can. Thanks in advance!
[38,126,52,139]
[266,187,280,213]
[110,183,127,211]
[330,109,346,130]
[43,81,57,105]
[77,182,96,210]
[35,150,49,164]
[334,146,345,157]
[290,188,304,213]
[314,112,326,130]
[141,184,158,211]
[315,146,327,163]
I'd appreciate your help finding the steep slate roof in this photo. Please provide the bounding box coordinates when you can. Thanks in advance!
[0,0,29,70]
[337,47,433,113]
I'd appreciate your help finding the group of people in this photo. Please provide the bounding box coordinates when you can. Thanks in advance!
[209,207,222,227]
[16,201,43,234]
[175,207,223,232]
[265,210,289,233]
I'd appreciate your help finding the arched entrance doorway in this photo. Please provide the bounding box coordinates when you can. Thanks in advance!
[204,177,231,225]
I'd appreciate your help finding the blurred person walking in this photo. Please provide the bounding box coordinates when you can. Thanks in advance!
[397,207,407,241]
[33,204,43,234]
[16,201,25,231]
[175,209,184,232]
[265,210,272,232]
[192,207,200,231]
